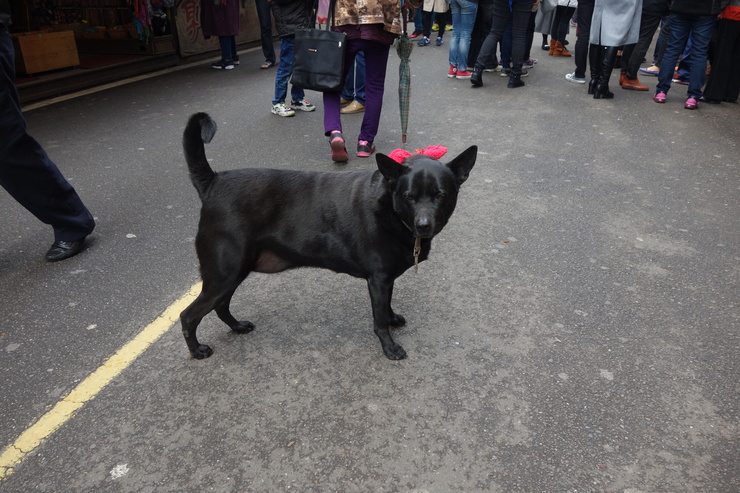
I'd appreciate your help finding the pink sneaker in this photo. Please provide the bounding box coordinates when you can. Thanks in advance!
[329,131,348,162]
[684,97,698,109]
[447,64,457,78]
[456,70,472,80]
[357,140,375,158]
[653,92,667,103]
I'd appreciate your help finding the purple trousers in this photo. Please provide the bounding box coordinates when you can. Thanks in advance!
[323,38,390,144]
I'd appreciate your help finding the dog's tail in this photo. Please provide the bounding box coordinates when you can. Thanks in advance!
[183,112,218,199]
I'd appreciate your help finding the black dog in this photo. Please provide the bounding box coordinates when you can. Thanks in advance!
[180,113,476,360]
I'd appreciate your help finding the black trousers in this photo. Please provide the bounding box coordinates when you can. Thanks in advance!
[621,10,666,79]
[0,30,95,242]
[476,0,534,72]
[255,0,276,64]
[574,0,595,78]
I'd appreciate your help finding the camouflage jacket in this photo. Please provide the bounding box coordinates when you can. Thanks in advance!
[333,0,402,36]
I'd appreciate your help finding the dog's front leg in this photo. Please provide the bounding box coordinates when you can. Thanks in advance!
[367,276,407,360]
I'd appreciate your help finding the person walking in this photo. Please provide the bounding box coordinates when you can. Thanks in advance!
[1,2,95,262]
[322,0,402,162]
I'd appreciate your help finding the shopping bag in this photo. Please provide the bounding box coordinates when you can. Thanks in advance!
[290,0,346,92]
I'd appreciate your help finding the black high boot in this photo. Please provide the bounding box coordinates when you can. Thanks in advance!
[588,44,601,95]
[593,46,618,99]
[508,64,525,88]
[470,64,484,87]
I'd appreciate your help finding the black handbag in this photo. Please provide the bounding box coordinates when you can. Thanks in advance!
[290,0,346,92]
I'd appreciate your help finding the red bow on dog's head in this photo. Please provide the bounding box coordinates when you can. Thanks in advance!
[387,145,448,164]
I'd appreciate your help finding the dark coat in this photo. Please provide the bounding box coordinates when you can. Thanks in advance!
[201,0,240,38]
[670,0,730,15]
[271,0,312,38]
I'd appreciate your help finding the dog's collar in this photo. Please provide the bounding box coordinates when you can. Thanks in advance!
[401,220,422,272]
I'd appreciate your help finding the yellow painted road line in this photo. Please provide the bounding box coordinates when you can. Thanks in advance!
[0,282,202,481]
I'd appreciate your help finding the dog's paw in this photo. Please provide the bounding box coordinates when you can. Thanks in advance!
[383,343,408,360]
[190,344,214,359]
[231,321,255,334]
[390,314,407,328]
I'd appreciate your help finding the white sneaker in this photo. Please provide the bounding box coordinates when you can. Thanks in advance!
[291,99,316,112]
[566,72,586,84]
[271,102,295,117]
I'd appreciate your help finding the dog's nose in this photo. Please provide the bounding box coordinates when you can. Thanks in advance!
[415,217,432,236]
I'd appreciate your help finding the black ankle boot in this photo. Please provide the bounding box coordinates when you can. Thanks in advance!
[593,46,618,99]
[470,65,483,87]
[508,65,525,88]
[588,77,597,95]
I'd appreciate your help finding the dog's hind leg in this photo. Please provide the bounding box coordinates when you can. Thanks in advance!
[367,276,408,360]
[181,273,250,359]
[215,287,255,334]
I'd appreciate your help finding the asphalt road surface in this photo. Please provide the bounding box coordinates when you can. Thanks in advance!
[1,38,738,492]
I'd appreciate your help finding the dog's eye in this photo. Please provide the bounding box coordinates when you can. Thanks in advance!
[403,192,414,201]
[436,193,446,200]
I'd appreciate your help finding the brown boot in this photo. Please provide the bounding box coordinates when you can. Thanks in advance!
[621,77,649,91]
[549,40,559,56]
[558,42,572,57]
[619,72,626,86]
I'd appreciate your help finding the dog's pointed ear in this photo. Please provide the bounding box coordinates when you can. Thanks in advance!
[446,145,477,186]
[376,153,408,182]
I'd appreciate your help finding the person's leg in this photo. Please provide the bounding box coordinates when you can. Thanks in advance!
[449,0,462,68]
[354,51,366,105]
[456,0,478,72]
[657,13,691,96]
[357,40,390,144]
[509,0,534,73]
[272,37,292,105]
[255,0,276,64]
[0,33,95,244]
[500,13,513,71]
[229,36,237,61]
[625,11,663,79]
[468,0,493,67]
[285,37,308,103]
[574,0,594,78]
[341,59,356,102]
[218,36,234,62]
[685,15,717,100]
[475,0,509,69]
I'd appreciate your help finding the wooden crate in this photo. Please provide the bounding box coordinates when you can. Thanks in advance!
[12,31,80,75]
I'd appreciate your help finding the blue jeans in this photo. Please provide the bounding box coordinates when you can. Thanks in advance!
[341,51,366,105]
[656,13,716,99]
[272,36,305,105]
[448,0,478,71]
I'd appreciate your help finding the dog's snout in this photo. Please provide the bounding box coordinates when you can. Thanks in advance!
[415,216,433,237]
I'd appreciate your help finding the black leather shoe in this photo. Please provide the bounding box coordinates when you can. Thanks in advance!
[45,239,86,262]
[470,66,483,87]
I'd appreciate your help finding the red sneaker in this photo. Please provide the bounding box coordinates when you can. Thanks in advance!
[447,64,457,78]
[329,131,348,162]
[456,70,472,80]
